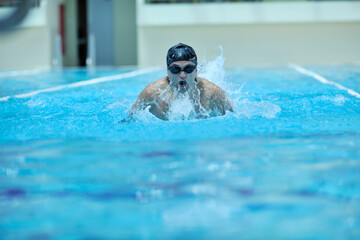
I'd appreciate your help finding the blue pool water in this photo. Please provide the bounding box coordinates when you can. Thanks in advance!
[0,63,360,239]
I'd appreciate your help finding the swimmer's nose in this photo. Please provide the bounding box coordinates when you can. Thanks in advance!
[179,71,186,78]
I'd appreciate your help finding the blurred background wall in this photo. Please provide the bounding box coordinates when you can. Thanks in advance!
[137,0,360,67]
[0,0,359,70]
[0,0,63,70]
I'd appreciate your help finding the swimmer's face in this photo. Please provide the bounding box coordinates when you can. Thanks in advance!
[167,61,197,93]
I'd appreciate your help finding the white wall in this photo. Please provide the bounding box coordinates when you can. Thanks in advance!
[0,27,50,70]
[137,1,360,67]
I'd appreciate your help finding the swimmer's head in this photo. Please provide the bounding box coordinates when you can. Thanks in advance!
[166,43,197,67]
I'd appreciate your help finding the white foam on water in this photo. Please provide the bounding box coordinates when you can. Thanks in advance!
[232,98,282,119]
[168,93,197,121]
[316,94,348,105]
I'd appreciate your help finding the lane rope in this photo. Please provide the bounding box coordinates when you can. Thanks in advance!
[288,63,360,98]
[0,67,161,102]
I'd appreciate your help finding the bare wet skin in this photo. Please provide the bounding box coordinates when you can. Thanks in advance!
[126,58,233,121]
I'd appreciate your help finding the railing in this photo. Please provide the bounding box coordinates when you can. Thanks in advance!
[0,0,42,31]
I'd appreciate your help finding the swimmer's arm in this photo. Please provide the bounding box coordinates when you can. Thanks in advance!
[200,78,233,113]
[132,91,151,111]
[122,87,153,122]
[225,96,234,112]
[213,87,234,113]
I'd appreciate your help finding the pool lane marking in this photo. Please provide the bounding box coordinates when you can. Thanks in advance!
[288,64,360,98]
[0,69,48,79]
[0,67,161,102]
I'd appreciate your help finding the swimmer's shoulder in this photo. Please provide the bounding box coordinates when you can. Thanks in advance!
[197,77,233,112]
[144,77,169,91]
[141,77,169,98]
[196,77,225,97]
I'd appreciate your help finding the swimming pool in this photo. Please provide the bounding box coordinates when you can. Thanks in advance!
[0,61,360,239]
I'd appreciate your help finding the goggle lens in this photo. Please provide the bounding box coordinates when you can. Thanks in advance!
[169,65,196,74]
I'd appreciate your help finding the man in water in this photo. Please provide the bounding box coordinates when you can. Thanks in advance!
[127,43,233,120]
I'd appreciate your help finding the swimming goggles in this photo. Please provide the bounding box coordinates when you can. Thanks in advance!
[168,64,197,74]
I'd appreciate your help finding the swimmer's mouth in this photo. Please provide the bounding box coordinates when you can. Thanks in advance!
[179,80,187,88]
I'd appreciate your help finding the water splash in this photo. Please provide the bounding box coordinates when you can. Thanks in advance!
[168,93,197,121]
[233,99,282,119]
[317,94,347,105]
[198,46,281,119]
[198,46,226,89]
[131,46,281,121]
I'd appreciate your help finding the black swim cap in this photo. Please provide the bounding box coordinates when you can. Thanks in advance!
[166,43,197,67]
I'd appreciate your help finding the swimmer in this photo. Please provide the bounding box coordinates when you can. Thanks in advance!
[126,43,233,121]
